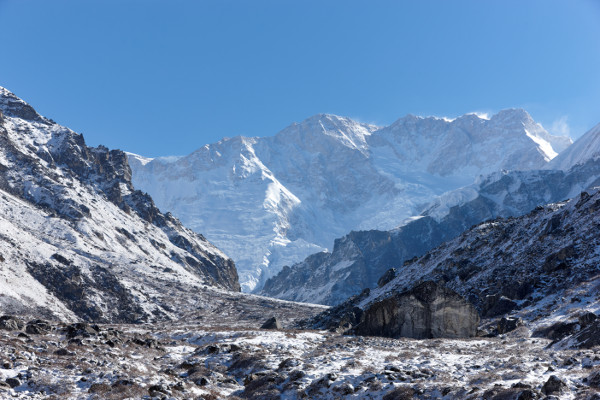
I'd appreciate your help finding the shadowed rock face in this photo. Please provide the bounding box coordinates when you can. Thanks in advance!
[355,281,479,339]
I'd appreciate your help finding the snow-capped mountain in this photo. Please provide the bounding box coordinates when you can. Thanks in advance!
[261,157,600,305]
[0,86,241,322]
[129,109,571,291]
[547,122,600,171]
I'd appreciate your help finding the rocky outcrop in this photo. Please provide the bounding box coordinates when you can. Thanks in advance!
[261,317,282,330]
[354,281,479,339]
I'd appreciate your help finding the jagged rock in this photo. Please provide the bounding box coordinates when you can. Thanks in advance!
[54,348,75,356]
[25,320,52,335]
[534,320,579,342]
[498,317,522,334]
[516,389,539,400]
[542,214,562,235]
[541,375,567,395]
[377,268,397,288]
[0,316,24,331]
[148,384,170,395]
[587,371,600,388]
[65,322,100,338]
[543,244,577,273]
[482,295,518,318]
[261,317,282,330]
[565,319,600,349]
[579,312,597,327]
[354,281,479,339]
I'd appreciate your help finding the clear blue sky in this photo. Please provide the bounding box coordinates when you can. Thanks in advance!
[1,0,599,157]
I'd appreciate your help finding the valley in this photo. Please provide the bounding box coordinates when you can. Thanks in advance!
[0,86,599,399]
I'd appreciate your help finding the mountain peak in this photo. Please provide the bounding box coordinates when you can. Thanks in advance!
[490,108,533,123]
[548,122,600,170]
[0,86,47,124]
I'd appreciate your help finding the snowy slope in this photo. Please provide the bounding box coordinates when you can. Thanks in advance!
[0,86,240,322]
[129,110,571,291]
[547,122,600,171]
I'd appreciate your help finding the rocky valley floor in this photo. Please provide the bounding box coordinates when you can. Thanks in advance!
[1,318,600,400]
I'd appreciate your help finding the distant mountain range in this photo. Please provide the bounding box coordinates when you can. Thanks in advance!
[261,155,600,305]
[128,109,571,292]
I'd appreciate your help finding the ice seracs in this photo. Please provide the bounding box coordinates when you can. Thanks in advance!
[129,109,571,291]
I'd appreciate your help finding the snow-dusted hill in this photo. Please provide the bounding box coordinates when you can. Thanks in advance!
[313,186,600,345]
[0,86,242,322]
[129,110,571,291]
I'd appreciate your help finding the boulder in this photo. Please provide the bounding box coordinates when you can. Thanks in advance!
[0,316,24,331]
[261,317,282,330]
[541,375,567,396]
[498,317,522,334]
[25,319,52,335]
[65,322,100,338]
[565,319,600,349]
[377,268,397,288]
[587,370,600,388]
[354,281,479,339]
[482,294,518,317]
[579,312,597,327]
[5,378,20,388]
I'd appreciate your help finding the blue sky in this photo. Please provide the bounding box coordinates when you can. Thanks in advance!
[0,0,599,157]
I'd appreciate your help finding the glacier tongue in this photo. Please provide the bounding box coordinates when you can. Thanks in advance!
[129,110,571,292]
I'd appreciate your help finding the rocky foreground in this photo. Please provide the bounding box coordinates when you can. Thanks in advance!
[0,316,599,399]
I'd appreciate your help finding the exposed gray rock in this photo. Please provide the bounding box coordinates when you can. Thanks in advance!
[579,312,597,327]
[25,319,52,335]
[564,319,600,349]
[5,378,20,388]
[377,268,397,288]
[354,281,479,339]
[497,317,522,334]
[541,375,567,395]
[588,371,600,388]
[0,315,24,331]
[261,317,282,330]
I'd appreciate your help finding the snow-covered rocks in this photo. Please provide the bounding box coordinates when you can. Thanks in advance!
[0,318,598,399]
[0,86,240,322]
[129,110,571,291]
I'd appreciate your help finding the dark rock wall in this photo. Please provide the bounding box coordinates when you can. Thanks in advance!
[355,282,479,339]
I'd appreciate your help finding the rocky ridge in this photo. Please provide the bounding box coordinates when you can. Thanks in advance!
[310,186,600,351]
[0,86,245,323]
